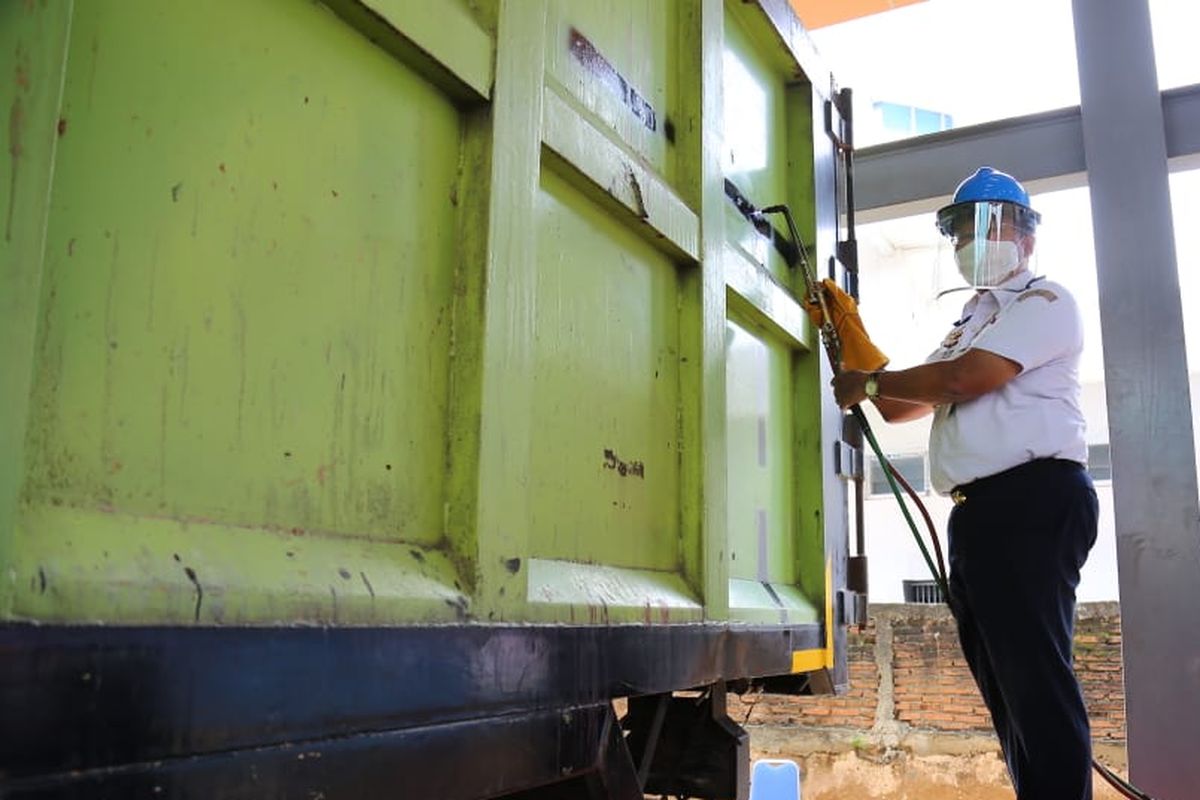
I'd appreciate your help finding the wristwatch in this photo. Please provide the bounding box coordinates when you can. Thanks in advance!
[864,371,883,400]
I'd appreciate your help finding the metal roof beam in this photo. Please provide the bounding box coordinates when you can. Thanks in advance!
[854,82,1200,222]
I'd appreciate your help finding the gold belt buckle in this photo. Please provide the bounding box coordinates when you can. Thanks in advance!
[950,489,967,506]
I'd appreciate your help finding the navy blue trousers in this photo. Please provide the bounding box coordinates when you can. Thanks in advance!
[947,458,1099,800]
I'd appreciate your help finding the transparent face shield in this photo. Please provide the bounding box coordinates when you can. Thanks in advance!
[933,200,1038,299]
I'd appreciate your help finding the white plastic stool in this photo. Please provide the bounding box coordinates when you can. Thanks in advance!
[748,758,802,800]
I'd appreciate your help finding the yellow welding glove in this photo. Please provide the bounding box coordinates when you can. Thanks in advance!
[803,278,889,372]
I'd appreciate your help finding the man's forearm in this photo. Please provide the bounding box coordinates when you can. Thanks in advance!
[871,393,935,422]
[876,348,1022,407]
[875,361,968,406]
[833,349,1021,415]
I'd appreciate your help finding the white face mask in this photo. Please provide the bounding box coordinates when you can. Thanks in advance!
[955,240,1021,286]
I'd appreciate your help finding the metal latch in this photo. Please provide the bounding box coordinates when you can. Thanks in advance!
[837,588,868,627]
[834,441,863,481]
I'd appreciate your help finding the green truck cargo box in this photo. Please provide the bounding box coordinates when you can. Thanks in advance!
[0,1,861,797]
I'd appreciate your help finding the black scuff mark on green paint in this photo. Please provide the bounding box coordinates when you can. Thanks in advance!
[183,566,203,622]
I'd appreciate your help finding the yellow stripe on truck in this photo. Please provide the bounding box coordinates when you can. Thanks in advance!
[791,558,837,673]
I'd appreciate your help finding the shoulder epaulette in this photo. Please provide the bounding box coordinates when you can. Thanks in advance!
[1017,288,1059,303]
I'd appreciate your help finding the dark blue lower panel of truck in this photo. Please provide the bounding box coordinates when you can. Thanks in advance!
[0,622,821,799]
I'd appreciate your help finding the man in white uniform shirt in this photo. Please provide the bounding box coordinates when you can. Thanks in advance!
[832,167,1098,800]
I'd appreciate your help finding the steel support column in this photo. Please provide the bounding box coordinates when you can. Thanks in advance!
[1073,2,1200,796]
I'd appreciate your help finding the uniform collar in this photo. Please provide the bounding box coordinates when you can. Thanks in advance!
[960,268,1038,316]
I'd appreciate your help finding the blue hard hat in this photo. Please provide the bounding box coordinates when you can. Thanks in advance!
[952,166,1035,208]
[936,166,1041,236]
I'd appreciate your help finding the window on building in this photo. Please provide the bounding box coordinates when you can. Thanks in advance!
[869,453,926,495]
[1087,443,1112,482]
[913,106,950,135]
[877,100,911,132]
[873,101,953,138]
[902,579,945,604]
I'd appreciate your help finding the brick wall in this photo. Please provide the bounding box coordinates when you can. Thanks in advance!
[729,602,1126,743]
[1073,607,1126,741]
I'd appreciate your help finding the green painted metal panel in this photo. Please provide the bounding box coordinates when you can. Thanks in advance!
[457,0,545,624]
[9,0,471,622]
[523,558,703,624]
[728,578,817,624]
[720,6,829,625]
[38,0,462,543]
[722,8,792,283]
[724,312,818,624]
[0,1,74,616]
[725,315,795,584]
[690,0,731,622]
[544,0,680,185]
[787,79,833,615]
[527,167,683,573]
[354,0,494,100]
[1,0,844,635]
[12,503,464,625]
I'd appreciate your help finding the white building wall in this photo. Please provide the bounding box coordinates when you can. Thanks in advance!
[862,375,1200,604]
[849,183,1200,605]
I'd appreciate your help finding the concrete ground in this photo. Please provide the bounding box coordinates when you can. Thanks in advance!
[748,726,1129,800]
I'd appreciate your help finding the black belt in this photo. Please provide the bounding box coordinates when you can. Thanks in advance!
[950,458,1085,507]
